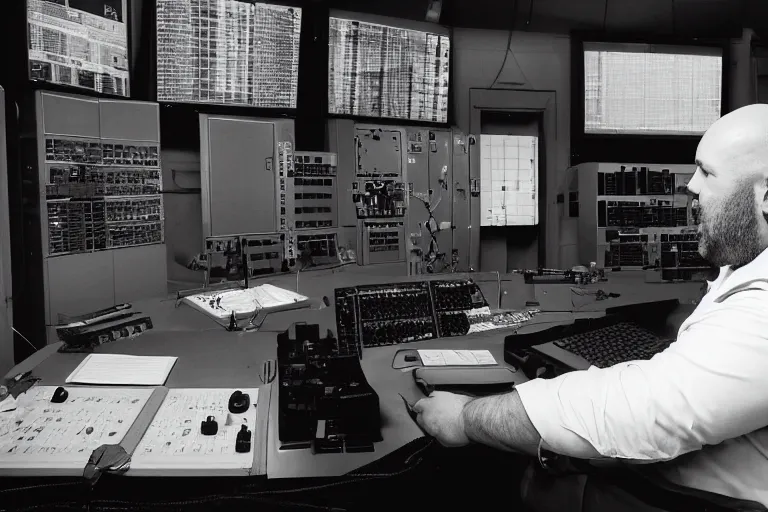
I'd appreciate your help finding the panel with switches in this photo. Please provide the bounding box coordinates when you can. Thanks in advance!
[334,279,499,350]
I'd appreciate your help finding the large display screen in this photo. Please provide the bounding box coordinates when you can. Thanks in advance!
[27,0,130,97]
[328,16,450,123]
[156,0,301,108]
[480,135,539,227]
[584,42,722,135]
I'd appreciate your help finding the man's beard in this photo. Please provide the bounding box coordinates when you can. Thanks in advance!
[698,180,763,268]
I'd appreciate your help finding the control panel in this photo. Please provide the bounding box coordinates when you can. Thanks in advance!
[335,282,436,350]
[358,282,435,347]
[603,226,708,273]
[351,180,407,219]
[44,137,164,256]
[598,200,688,229]
[277,140,294,236]
[296,230,339,267]
[205,233,285,285]
[277,324,381,453]
[430,280,488,338]
[291,152,337,230]
[606,232,649,267]
[334,279,522,352]
[360,221,405,265]
[599,166,673,196]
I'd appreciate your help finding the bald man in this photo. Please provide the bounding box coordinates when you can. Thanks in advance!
[413,104,768,511]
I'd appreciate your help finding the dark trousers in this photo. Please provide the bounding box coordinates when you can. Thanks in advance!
[522,463,667,512]
[521,462,767,512]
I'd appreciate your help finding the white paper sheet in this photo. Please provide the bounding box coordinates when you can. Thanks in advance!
[417,349,498,366]
[66,354,177,386]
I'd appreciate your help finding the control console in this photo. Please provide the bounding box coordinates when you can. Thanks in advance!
[352,179,407,218]
[335,279,530,351]
[430,280,488,337]
[354,282,435,348]
[277,324,381,454]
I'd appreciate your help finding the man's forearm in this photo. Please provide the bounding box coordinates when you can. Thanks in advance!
[461,391,541,456]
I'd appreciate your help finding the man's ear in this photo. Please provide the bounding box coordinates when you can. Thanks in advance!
[763,178,768,218]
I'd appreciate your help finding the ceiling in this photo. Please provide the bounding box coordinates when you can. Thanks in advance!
[325,0,765,38]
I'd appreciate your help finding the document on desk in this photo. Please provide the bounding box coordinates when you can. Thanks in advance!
[417,349,497,366]
[130,388,260,476]
[182,284,309,322]
[0,385,154,475]
[65,354,178,386]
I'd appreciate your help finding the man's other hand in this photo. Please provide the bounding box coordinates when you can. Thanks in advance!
[413,391,473,447]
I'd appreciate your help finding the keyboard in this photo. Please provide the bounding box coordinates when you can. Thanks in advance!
[553,322,673,368]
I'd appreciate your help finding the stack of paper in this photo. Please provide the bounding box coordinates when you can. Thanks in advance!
[66,354,177,386]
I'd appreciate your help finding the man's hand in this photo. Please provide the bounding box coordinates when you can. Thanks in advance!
[413,391,473,447]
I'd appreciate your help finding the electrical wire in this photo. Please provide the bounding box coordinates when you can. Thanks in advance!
[11,327,37,352]
[88,440,434,510]
[526,0,534,28]
[489,0,518,89]
[413,186,453,273]
[0,481,83,495]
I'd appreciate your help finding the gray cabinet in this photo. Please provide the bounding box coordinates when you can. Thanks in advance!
[36,91,167,341]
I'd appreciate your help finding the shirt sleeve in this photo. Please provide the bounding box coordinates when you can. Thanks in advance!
[516,290,768,461]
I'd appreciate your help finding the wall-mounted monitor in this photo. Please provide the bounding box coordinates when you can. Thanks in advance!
[27,0,130,97]
[156,0,301,108]
[480,135,539,227]
[328,14,450,123]
[584,42,722,136]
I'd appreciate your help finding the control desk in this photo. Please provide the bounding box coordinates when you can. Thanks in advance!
[4,264,701,486]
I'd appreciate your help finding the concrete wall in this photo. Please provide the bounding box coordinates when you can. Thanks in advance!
[453,29,571,269]
[454,27,757,272]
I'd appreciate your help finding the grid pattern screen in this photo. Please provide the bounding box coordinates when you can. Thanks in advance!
[328,17,450,123]
[480,135,539,227]
[156,0,301,108]
[584,43,722,135]
[28,0,129,96]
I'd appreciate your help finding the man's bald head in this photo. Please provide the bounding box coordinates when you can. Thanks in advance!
[689,104,768,268]
[697,104,768,183]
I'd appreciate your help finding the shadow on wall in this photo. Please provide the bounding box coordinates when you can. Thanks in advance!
[162,150,204,283]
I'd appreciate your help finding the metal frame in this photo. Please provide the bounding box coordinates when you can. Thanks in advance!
[468,88,558,270]
[199,114,295,245]
[0,87,13,371]
[25,0,131,99]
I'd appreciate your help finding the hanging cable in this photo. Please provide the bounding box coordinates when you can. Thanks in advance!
[489,0,518,89]
[412,177,456,273]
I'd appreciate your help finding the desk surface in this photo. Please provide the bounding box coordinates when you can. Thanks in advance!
[6,266,703,480]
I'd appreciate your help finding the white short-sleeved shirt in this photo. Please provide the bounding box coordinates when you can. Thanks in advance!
[516,248,768,506]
